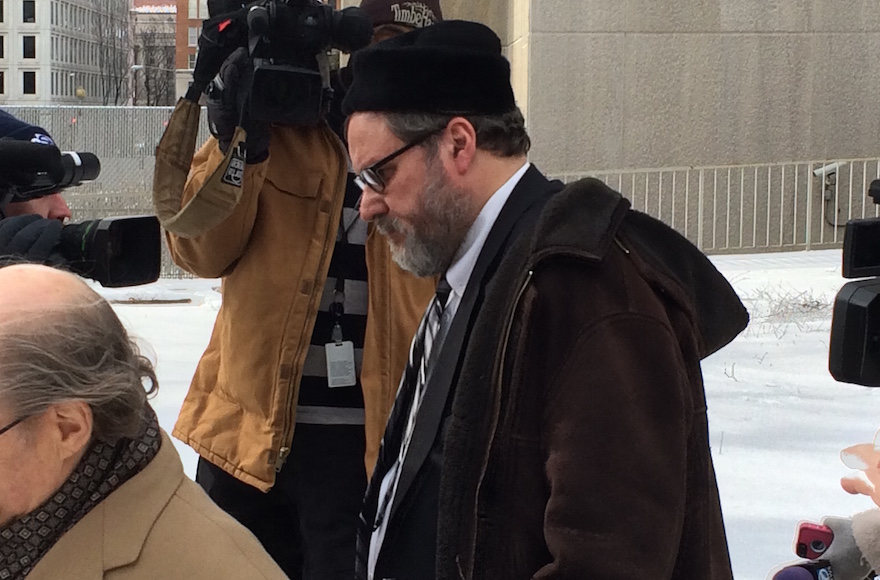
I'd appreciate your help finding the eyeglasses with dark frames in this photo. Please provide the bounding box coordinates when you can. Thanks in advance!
[0,416,26,438]
[353,128,444,193]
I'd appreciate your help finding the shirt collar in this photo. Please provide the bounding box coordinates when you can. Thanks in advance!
[445,162,531,298]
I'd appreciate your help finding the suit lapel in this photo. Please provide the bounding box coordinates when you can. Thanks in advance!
[389,166,559,521]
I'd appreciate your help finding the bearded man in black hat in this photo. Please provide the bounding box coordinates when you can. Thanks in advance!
[344,19,748,580]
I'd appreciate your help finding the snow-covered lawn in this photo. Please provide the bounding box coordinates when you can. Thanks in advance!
[100,249,880,580]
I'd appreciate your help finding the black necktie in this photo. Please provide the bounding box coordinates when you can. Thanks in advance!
[400,277,451,460]
[373,278,452,532]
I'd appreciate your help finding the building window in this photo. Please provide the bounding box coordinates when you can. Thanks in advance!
[188,27,199,47]
[22,70,34,94]
[22,35,34,58]
[22,0,34,23]
[0,36,4,59]
[0,71,5,94]
[189,0,209,19]
[188,52,196,69]
[0,1,5,23]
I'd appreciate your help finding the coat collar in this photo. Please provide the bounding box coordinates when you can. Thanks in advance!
[27,431,184,580]
[529,177,630,261]
[529,176,748,358]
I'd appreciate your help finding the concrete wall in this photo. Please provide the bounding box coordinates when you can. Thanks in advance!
[443,1,880,177]
[441,1,530,121]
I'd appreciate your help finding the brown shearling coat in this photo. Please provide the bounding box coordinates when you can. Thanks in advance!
[447,177,746,578]
[361,170,747,579]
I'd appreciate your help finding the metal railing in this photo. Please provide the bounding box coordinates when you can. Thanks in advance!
[2,106,878,276]
[551,158,880,254]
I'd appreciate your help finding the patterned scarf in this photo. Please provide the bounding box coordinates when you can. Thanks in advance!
[0,405,161,580]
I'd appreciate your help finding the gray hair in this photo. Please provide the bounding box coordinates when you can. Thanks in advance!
[384,107,531,158]
[0,292,158,443]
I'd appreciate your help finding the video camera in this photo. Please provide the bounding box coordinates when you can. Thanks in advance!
[0,140,161,288]
[196,0,372,126]
[829,179,880,386]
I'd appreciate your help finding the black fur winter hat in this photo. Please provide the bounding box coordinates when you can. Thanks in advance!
[341,20,516,117]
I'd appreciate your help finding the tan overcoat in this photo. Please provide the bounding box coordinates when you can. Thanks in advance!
[29,431,289,580]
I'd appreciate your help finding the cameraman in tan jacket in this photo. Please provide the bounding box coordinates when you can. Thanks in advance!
[164,1,441,578]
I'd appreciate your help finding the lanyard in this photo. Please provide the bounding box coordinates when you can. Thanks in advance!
[330,211,359,342]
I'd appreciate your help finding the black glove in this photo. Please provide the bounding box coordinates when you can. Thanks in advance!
[0,214,63,263]
[206,47,270,164]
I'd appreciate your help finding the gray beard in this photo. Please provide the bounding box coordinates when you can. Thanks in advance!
[375,159,476,278]
[378,216,447,277]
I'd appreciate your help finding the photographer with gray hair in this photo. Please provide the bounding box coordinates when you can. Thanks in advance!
[0,264,287,580]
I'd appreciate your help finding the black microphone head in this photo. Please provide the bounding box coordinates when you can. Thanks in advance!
[246,4,271,37]
[0,140,64,185]
[772,560,833,580]
[332,6,374,54]
[772,567,816,580]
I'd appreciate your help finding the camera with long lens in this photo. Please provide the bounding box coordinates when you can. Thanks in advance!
[0,140,161,288]
[829,179,880,386]
[201,0,372,126]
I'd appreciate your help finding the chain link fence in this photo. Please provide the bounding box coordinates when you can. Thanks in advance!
[3,106,874,279]
[4,106,212,279]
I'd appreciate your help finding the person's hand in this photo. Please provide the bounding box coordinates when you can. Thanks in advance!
[205,47,270,164]
[841,432,880,507]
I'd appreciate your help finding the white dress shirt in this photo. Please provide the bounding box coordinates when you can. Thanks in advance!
[443,161,531,320]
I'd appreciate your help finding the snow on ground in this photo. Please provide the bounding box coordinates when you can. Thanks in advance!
[94,249,880,580]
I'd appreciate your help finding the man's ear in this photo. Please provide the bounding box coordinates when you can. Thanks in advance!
[446,117,477,174]
[48,401,93,461]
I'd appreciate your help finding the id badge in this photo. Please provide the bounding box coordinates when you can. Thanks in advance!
[325,341,357,388]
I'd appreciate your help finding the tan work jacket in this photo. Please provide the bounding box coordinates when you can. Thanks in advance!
[168,125,433,491]
[29,432,288,580]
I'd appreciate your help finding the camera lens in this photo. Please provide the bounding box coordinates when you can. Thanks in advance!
[810,539,827,553]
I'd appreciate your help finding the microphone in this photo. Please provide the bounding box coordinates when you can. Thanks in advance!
[0,141,64,184]
[772,561,833,580]
[333,6,374,54]
[0,141,100,203]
